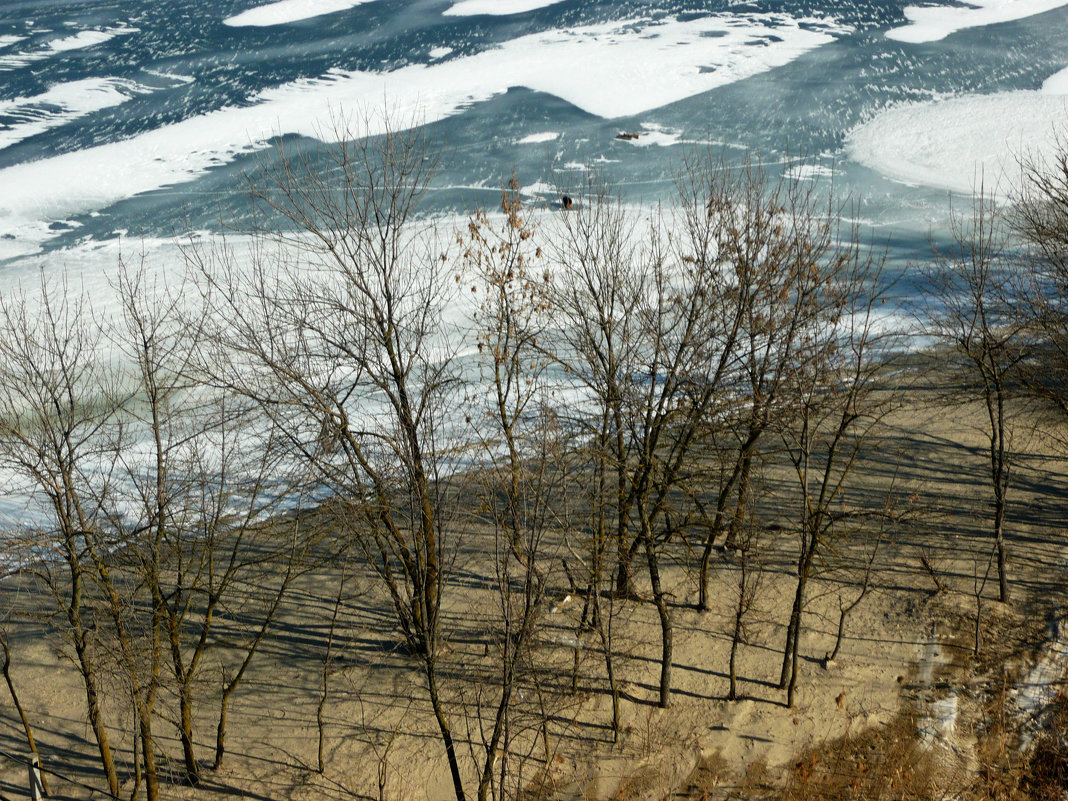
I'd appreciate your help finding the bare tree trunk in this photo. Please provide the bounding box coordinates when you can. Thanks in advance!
[728,604,743,701]
[426,662,467,801]
[697,540,715,613]
[696,483,735,612]
[780,589,801,691]
[0,633,49,796]
[213,602,281,770]
[726,454,753,549]
[72,617,121,796]
[317,573,345,774]
[828,533,882,663]
[598,591,621,741]
[995,517,1008,604]
[786,621,802,710]
[138,711,160,801]
[130,713,141,801]
[176,680,199,784]
[643,529,672,709]
[213,683,232,771]
[163,609,202,786]
[991,390,1010,604]
[780,529,815,699]
[727,537,758,702]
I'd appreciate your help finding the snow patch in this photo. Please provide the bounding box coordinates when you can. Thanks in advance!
[785,163,834,180]
[846,91,1068,196]
[428,46,454,60]
[0,77,147,151]
[516,131,560,144]
[919,693,958,746]
[0,26,137,70]
[887,0,1068,43]
[224,0,371,27]
[620,122,686,148]
[143,68,195,85]
[519,180,558,197]
[1042,64,1068,94]
[444,0,566,15]
[1014,614,1068,747]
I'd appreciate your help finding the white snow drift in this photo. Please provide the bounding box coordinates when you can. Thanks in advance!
[887,0,1068,43]
[445,0,566,16]
[224,0,373,27]
[0,78,147,151]
[846,73,1068,197]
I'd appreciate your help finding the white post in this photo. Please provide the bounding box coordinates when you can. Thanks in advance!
[28,755,44,801]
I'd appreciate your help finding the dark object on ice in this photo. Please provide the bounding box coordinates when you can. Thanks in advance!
[561,194,573,209]
[616,132,640,140]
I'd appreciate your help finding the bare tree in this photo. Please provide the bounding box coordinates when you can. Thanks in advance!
[193,117,472,800]
[923,188,1022,604]
[77,258,322,788]
[0,275,123,797]
[552,179,742,708]
[315,566,349,774]
[462,176,562,800]
[1015,140,1068,350]
[548,179,646,602]
[775,230,890,708]
[726,514,762,702]
[688,155,844,612]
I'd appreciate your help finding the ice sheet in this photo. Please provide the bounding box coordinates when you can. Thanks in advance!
[224,0,371,26]
[0,13,848,256]
[444,0,565,15]
[846,91,1068,196]
[0,78,145,151]
[887,0,1068,43]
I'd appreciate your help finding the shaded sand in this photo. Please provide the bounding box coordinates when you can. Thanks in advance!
[1,370,1067,800]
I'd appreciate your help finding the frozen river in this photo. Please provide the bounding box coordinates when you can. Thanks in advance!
[0,0,1065,268]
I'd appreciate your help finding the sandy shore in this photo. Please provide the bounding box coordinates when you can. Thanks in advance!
[1,370,1067,801]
